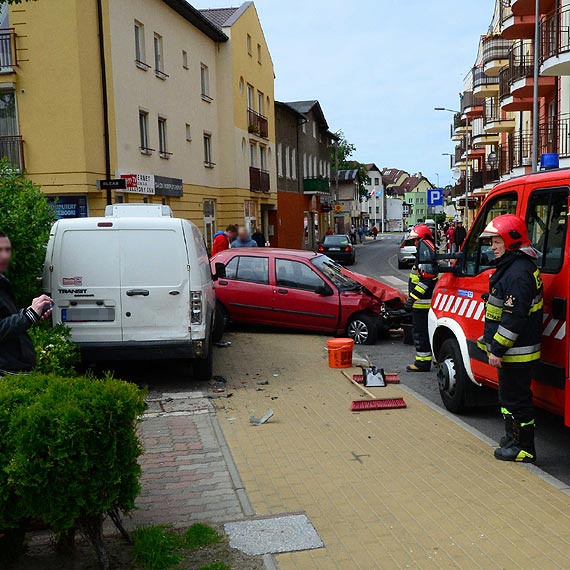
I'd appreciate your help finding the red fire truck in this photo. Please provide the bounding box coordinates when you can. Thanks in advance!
[428,169,569,425]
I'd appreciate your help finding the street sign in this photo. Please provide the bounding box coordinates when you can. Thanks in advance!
[96,178,126,191]
[428,188,444,207]
[119,173,156,195]
[333,204,343,213]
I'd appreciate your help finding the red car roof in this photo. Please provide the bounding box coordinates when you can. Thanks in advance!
[212,248,320,261]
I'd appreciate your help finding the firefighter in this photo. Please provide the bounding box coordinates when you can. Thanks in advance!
[404,224,438,372]
[477,214,543,463]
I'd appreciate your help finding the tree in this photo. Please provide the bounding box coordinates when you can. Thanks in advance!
[0,160,55,306]
[330,130,370,198]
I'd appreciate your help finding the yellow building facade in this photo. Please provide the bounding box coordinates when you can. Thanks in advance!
[3,0,276,248]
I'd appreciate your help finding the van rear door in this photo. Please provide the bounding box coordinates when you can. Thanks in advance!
[120,226,189,342]
[56,228,122,342]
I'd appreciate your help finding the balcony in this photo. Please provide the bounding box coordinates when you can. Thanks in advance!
[461,90,484,119]
[541,7,570,76]
[0,135,24,170]
[0,29,17,72]
[473,66,500,98]
[454,144,466,168]
[482,35,512,76]
[247,108,269,138]
[472,167,500,190]
[499,66,533,110]
[500,0,555,39]
[511,0,555,16]
[249,166,270,193]
[303,176,331,195]
[483,99,516,133]
[451,112,470,141]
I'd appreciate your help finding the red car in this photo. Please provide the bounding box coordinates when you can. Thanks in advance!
[210,249,406,345]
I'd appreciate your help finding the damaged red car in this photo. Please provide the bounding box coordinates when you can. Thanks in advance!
[210,249,406,345]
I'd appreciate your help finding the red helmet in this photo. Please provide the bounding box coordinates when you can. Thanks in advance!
[479,214,530,251]
[409,224,432,240]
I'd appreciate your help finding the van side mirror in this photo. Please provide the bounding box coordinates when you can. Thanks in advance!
[315,284,334,296]
[213,262,226,281]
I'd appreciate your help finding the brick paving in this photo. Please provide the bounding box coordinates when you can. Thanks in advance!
[214,331,570,570]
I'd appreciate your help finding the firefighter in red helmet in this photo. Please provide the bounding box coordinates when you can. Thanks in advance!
[478,214,543,463]
[405,224,438,372]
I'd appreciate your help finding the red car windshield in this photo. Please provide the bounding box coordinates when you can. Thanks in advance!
[311,255,361,292]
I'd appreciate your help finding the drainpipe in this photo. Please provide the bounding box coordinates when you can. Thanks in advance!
[97,0,112,204]
[531,0,540,172]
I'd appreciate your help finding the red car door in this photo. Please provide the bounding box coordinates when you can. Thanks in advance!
[272,257,340,331]
[216,254,274,324]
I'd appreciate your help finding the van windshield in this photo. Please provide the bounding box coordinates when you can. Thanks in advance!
[311,255,361,291]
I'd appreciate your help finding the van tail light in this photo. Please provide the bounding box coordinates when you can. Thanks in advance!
[191,291,203,325]
[344,246,352,252]
[317,245,325,252]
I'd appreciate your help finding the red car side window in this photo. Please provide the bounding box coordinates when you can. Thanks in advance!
[226,256,269,285]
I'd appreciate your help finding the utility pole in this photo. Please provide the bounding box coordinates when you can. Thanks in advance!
[465,114,470,227]
[532,0,540,172]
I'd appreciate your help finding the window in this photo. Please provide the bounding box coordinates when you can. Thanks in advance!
[374,177,380,186]
[291,149,297,180]
[154,33,165,76]
[526,188,568,273]
[276,259,326,292]
[182,50,188,69]
[247,84,254,110]
[463,193,518,276]
[203,133,213,167]
[139,110,150,153]
[249,142,257,167]
[303,153,307,178]
[247,34,252,56]
[258,91,264,115]
[134,21,146,66]
[257,43,262,64]
[260,145,266,171]
[277,143,283,177]
[226,256,269,284]
[285,146,290,178]
[312,121,317,138]
[201,64,211,101]
[308,154,313,178]
[302,121,306,134]
[185,123,192,142]
[158,117,169,158]
[313,156,317,178]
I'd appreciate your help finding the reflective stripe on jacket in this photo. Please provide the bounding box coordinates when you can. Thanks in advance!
[408,239,438,310]
[477,252,543,366]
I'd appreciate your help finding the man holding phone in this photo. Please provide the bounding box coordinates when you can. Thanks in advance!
[0,231,53,376]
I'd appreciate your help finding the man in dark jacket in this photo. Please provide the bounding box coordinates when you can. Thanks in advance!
[453,221,467,250]
[477,215,543,463]
[0,232,52,375]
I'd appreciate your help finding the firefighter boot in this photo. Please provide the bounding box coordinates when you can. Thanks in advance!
[494,421,536,463]
[499,410,515,448]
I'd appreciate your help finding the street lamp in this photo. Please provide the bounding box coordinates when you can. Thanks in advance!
[435,106,470,226]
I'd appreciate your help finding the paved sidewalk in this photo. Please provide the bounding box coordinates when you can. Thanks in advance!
[214,332,570,570]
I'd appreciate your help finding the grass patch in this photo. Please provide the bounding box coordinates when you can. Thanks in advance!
[198,563,230,570]
[132,526,184,570]
[185,523,223,550]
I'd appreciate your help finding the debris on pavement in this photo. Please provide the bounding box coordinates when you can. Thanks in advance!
[207,393,234,400]
[257,380,269,385]
[212,375,227,383]
[249,409,274,426]
[215,341,232,348]
[213,388,226,394]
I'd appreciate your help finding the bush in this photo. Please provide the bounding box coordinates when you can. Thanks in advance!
[0,160,55,307]
[28,323,81,376]
[0,372,146,568]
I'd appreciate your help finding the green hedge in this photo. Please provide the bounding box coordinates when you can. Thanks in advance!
[0,372,146,567]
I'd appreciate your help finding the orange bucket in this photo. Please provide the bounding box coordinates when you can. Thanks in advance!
[327,338,355,369]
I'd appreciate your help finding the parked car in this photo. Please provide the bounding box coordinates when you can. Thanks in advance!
[211,248,406,345]
[43,204,223,380]
[398,236,417,269]
[317,234,355,265]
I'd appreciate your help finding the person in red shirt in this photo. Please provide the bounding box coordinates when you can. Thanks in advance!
[212,225,238,256]
[445,223,456,253]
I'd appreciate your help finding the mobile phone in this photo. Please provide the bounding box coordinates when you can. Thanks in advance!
[42,302,54,315]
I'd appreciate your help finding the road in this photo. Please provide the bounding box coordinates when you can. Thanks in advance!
[354,234,570,486]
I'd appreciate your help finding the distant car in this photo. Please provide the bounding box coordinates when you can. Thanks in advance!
[398,236,417,269]
[211,249,406,344]
[317,234,355,265]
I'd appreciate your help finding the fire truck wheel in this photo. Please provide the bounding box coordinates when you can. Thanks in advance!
[437,337,470,414]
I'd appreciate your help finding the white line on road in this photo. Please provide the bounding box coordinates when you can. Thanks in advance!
[379,275,408,290]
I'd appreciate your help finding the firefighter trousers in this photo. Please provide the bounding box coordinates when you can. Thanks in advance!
[412,308,432,370]
[498,366,534,425]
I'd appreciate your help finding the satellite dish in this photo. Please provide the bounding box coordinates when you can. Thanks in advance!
[452,168,462,181]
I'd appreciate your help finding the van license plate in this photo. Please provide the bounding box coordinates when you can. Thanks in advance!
[61,308,115,322]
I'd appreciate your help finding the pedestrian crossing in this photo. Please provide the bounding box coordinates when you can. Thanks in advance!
[379,275,408,292]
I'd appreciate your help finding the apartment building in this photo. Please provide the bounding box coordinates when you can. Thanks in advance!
[448,0,570,223]
[274,100,337,249]
[402,174,434,227]
[364,163,384,227]
[0,0,276,248]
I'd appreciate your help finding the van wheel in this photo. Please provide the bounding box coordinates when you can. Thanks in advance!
[347,313,378,345]
[212,304,227,343]
[193,350,213,381]
[437,338,473,414]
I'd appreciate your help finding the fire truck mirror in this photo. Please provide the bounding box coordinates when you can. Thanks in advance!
[417,240,437,265]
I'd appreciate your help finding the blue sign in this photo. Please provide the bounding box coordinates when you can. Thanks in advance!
[47,195,89,219]
[428,188,444,207]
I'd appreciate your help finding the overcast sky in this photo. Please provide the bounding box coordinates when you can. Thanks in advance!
[200,0,496,187]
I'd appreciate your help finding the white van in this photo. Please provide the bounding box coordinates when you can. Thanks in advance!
[43,204,223,379]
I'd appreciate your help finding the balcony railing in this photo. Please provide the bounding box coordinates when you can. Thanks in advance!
[454,145,465,165]
[482,36,512,67]
[0,135,24,170]
[541,7,570,63]
[247,108,269,138]
[249,166,270,193]
[0,29,17,70]
[499,67,511,99]
[461,91,483,112]
[303,177,330,194]
[509,50,534,84]
[472,167,500,190]
[473,66,500,89]
[483,99,501,125]
[500,0,513,22]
